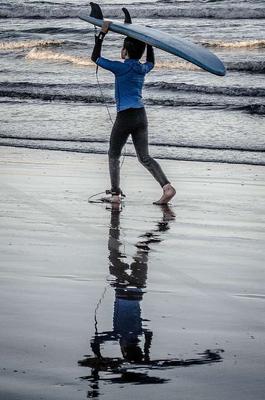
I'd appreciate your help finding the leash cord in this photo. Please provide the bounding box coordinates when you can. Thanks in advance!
[94,286,108,336]
[88,27,126,202]
[95,65,114,124]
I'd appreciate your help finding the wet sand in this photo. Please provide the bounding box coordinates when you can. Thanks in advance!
[0,146,264,400]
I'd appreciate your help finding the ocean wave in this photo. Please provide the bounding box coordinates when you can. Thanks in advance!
[202,39,265,49]
[4,46,264,75]
[2,38,264,55]
[25,48,93,66]
[0,134,107,144]
[156,60,265,74]
[0,140,264,166]
[1,86,264,115]
[1,4,265,20]
[25,48,201,71]
[0,86,108,104]
[145,99,265,115]
[147,82,265,97]
[3,80,263,98]
[227,61,265,74]
[0,82,111,90]
[20,27,90,35]
[23,48,265,74]
[0,88,105,104]
[239,104,265,116]
[1,134,263,153]
[2,80,264,98]
[25,48,185,69]
[0,39,64,51]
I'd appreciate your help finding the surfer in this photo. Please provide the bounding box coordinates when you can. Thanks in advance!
[91,20,176,204]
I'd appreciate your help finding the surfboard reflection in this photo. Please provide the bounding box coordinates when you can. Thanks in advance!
[78,205,223,396]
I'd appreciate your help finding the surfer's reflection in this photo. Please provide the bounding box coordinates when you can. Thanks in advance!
[90,204,169,366]
[79,205,223,396]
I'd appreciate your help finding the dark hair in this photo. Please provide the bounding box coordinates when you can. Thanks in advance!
[123,37,146,60]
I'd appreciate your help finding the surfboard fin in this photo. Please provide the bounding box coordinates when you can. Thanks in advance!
[122,7,132,24]
[90,2,104,20]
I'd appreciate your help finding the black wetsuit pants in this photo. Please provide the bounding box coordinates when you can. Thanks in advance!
[108,107,169,194]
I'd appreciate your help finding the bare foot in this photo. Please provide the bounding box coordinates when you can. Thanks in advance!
[153,183,176,205]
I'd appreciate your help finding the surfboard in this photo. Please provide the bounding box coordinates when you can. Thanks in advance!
[79,2,226,77]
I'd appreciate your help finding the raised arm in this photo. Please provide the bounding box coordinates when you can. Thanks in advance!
[146,44,155,66]
[91,21,111,63]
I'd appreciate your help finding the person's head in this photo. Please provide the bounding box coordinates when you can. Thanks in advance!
[121,37,146,60]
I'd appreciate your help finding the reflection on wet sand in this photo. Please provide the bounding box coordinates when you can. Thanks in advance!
[79,205,223,396]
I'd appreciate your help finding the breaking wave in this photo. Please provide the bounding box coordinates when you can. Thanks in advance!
[23,48,265,74]
[25,48,93,66]
[1,4,265,19]
[0,39,64,51]
[3,38,265,53]
[156,60,265,74]
[24,48,196,69]
[202,39,265,49]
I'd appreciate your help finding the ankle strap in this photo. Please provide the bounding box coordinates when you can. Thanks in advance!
[106,189,126,198]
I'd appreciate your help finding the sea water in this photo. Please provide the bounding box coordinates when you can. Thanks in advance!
[0,0,265,165]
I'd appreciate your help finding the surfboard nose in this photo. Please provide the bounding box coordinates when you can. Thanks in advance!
[213,60,226,76]
[210,62,226,76]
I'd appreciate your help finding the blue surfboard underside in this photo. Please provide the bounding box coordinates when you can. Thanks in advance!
[79,15,226,77]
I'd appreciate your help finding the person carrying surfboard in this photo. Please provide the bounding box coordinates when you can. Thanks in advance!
[91,20,176,205]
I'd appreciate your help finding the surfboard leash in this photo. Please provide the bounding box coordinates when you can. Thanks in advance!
[95,65,114,124]
[88,26,126,203]
[94,25,114,123]
[94,66,126,167]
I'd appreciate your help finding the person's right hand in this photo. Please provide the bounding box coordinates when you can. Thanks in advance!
[101,20,111,34]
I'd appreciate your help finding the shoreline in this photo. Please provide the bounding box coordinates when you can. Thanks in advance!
[0,144,264,167]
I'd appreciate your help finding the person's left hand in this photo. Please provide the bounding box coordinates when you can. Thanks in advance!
[101,20,111,34]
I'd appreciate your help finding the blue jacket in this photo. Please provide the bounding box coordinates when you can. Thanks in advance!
[96,57,154,112]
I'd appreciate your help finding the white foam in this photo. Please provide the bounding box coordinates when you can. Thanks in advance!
[156,60,199,71]
[23,48,265,74]
[25,48,93,66]
[0,39,64,51]
[203,40,265,49]
[25,48,197,70]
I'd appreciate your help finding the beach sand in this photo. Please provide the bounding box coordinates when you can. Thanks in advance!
[0,146,264,400]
